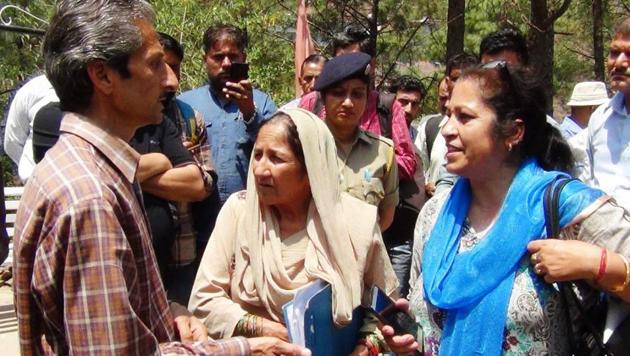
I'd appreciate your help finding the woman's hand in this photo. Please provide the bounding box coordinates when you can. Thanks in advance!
[527,239,601,283]
[170,302,209,343]
[261,318,289,341]
[349,344,369,356]
[378,299,420,354]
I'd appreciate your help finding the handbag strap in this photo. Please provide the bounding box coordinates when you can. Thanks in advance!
[543,176,574,238]
[543,177,612,355]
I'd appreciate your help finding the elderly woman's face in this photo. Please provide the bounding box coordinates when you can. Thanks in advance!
[441,79,509,179]
[253,122,311,207]
[323,78,368,131]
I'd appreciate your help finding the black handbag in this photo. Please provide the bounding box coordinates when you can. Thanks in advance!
[543,177,630,356]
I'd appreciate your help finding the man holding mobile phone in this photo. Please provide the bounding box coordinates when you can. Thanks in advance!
[179,24,277,251]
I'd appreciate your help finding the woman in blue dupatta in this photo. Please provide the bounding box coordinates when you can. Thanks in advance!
[381,63,630,355]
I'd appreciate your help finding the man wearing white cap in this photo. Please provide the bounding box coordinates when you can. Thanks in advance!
[561,81,609,140]
[585,17,630,209]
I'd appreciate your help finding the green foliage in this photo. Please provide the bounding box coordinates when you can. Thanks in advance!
[0,2,53,110]
[0,1,54,185]
[2,0,629,133]
[153,0,296,104]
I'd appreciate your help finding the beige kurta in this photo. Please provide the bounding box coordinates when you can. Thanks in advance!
[189,191,397,339]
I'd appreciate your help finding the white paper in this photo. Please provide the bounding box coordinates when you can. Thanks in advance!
[283,279,327,346]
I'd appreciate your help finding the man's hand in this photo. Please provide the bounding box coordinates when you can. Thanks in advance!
[378,299,420,354]
[248,337,311,356]
[170,302,209,343]
[223,80,255,119]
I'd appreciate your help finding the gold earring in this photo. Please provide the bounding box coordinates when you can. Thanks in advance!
[508,143,513,152]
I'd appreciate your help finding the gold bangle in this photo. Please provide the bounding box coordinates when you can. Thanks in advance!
[611,254,630,293]
[235,315,247,336]
[256,314,263,337]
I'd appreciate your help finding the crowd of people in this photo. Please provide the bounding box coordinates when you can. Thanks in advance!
[3,0,630,355]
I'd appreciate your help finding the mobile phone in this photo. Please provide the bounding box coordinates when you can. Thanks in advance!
[368,286,419,337]
[229,63,249,82]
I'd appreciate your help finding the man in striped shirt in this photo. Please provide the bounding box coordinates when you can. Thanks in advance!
[12,1,307,355]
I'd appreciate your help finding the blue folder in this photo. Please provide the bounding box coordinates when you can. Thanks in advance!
[302,284,365,355]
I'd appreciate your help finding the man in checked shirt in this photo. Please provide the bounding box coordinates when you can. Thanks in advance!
[12,1,308,355]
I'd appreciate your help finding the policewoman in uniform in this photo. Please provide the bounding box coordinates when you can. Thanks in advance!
[315,52,399,231]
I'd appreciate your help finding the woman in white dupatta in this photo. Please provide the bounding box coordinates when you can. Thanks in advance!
[189,108,398,355]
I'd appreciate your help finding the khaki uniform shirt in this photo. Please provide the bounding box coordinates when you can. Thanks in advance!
[337,129,399,210]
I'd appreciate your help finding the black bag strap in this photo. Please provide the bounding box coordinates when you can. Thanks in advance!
[424,115,442,161]
[543,176,574,238]
[543,177,612,355]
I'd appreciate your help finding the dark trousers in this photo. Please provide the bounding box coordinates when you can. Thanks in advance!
[164,239,208,305]
[382,205,418,298]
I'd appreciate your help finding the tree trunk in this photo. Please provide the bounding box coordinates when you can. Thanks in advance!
[446,0,465,62]
[528,0,571,116]
[369,0,379,58]
[369,0,379,89]
[593,0,605,81]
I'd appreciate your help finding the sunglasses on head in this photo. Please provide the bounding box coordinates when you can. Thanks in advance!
[480,60,517,94]
[481,60,508,72]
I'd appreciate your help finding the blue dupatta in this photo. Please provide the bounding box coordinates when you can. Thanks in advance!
[422,159,604,355]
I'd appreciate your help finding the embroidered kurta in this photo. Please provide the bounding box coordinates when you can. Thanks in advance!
[409,190,630,355]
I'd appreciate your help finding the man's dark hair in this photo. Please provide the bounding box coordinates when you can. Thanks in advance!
[445,53,478,77]
[302,54,327,73]
[43,0,154,113]
[390,75,426,98]
[479,28,529,65]
[331,26,374,57]
[202,24,248,53]
[158,32,184,61]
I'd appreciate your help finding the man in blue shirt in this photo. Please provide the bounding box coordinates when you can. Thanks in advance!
[560,81,608,140]
[179,24,277,243]
[586,17,630,209]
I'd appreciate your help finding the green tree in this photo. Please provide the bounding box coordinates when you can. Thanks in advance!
[0,1,53,185]
[153,0,296,104]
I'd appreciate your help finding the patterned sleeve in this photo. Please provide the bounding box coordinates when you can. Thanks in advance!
[31,197,249,355]
[31,199,165,354]
[160,337,250,355]
[192,109,216,193]
[390,100,417,179]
